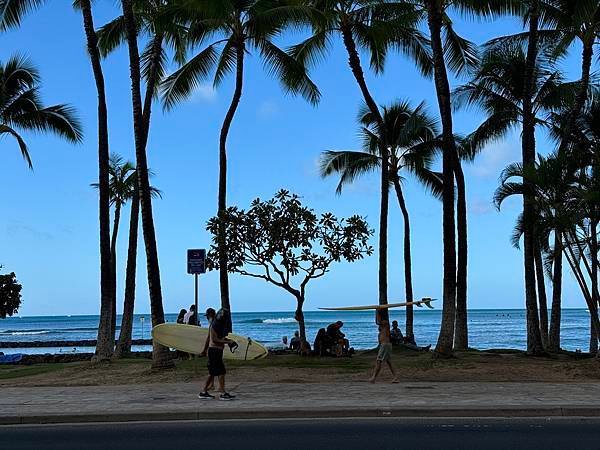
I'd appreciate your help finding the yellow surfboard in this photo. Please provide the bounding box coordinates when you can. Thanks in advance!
[151,323,268,360]
[319,297,437,311]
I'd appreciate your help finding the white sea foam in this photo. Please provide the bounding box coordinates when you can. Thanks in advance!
[262,318,296,324]
[9,331,49,336]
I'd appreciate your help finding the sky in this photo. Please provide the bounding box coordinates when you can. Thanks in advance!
[0,3,587,316]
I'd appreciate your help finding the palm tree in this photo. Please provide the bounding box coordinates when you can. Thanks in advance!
[161,0,320,313]
[320,100,442,339]
[120,0,173,369]
[75,0,114,361]
[0,56,82,168]
[495,152,600,351]
[92,154,135,342]
[454,41,577,354]
[0,0,44,31]
[292,0,431,322]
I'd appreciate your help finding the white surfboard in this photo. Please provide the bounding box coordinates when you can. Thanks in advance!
[319,298,437,311]
[151,323,268,360]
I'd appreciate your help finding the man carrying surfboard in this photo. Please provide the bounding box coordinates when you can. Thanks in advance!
[369,312,399,384]
[198,308,236,401]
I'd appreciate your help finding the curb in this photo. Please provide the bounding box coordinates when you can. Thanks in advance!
[2,406,600,425]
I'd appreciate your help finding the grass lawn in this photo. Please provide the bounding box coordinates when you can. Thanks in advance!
[1,348,598,387]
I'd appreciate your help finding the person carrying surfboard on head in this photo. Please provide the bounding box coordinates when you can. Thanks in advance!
[369,311,399,384]
[198,308,236,401]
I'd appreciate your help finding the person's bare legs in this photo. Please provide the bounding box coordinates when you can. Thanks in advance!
[203,375,214,393]
[386,360,399,383]
[369,360,382,383]
[217,375,226,393]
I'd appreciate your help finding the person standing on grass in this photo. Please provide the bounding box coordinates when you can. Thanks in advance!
[198,308,236,400]
[369,311,399,383]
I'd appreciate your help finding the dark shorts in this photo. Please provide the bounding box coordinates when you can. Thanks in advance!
[207,347,226,376]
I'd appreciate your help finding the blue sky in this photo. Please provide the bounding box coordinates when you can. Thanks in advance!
[0,3,587,316]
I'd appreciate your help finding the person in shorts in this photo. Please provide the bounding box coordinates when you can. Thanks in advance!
[369,311,399,383]
[198,308,236,400]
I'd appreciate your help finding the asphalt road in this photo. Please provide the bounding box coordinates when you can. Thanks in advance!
[2,418,600,450]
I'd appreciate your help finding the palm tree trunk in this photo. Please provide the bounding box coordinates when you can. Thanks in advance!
[115,192,139,358]
[392,176,414,337]
[121,0,172,369]
[454,162,468,350]
[425,0,457,356]
[521,0,544,355]
[590,219,598,354]
[534,241,549,348]
[548,231,563,352]
[109,203,121,342]
[218,43,245,313]
[79,0,113,361]
[340,23,389,322]
[560,41,594,153]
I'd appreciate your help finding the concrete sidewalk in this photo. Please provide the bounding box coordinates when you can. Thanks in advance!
[2,381,600,425]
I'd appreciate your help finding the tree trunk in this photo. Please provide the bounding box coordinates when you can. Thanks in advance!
[590,219,598,354]
[109,203,121,342]
[521,0,544,355]
[560,41,594,153]
[121,0,172,369]
[217,42,245,313]
[294,296,310,355]
[454,162,468,350]
[79,0,113,361]
[534,241,549,349]
[548,231,563,352]
[114,32,163,360]
[426,0,456,356]
[340,22,389,323]
[115,192,139,358]
[392,176,414,338]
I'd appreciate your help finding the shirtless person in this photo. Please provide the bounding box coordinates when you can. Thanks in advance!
[369,311,399,383]
[198,308,235,400]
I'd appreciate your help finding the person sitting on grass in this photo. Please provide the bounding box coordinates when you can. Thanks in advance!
[326,321,350,356]
[289,331,301,352]
[390,320,431,352]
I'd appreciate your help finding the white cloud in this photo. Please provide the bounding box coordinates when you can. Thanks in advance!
[469,140,519,179]
[192,83,217,102]
[468,198,494,215]
[256,100,279,119]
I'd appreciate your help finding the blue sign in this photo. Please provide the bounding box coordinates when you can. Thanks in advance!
[187,249,206,274]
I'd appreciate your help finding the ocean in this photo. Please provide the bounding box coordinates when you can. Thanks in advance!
[0,309,594,355]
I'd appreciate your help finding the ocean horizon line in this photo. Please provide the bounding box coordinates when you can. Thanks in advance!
[4,307,590,319]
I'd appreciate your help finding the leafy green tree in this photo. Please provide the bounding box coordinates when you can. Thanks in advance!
[162,0,320,315]
[206,190,373,350]
[75,0,114,362]
[0,0,44,31]
[320,100,442,339]
[0,271,22,319]
[0,56,82,168]
[293,0,431,323]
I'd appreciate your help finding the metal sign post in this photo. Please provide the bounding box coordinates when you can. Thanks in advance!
[187,249,206,325]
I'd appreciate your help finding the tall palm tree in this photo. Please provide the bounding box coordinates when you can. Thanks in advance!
[75,0,114,361]
[161,0,320,313]
[293,0,431,322]
[320,100,442,338]
[0,56,82,168]
[92,154,135,342]
[0,0,44,31]
[121,0,173,369]
[495,152,600,351]
[454,41,578,354]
